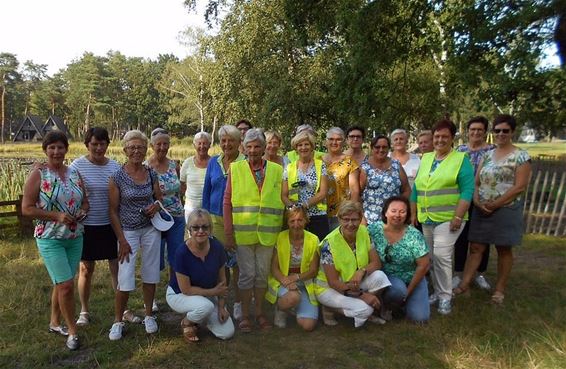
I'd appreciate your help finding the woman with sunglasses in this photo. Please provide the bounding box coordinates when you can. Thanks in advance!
[360,135,410,225]
[166,208,234,343]
[368,196,430,323]
[314,201,391,327]
[454,115,531,305]
[282,130,329,241]
[323,127,360,230]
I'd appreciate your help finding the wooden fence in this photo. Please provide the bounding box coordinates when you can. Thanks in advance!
[523,159,566,236]
[0,196,34,236]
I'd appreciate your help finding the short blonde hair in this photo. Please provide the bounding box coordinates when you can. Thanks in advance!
[291,130,315,150]
[285,206,310,225]
[264,130,282,144]
[337,200,363,219]
[217,125,242,142]
[122,130,148,148]
[417,130,432,139]
[187,208,213,234]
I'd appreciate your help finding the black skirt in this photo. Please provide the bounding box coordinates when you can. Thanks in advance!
[81,224,118,261]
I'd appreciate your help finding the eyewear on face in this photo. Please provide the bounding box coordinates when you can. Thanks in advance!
[348,135,362,140]
[126,145,147,152]
[292,180,308,188]
[373,145,389,150]
[340,217,361,224]
[493,128,511,134]
[190,224,210,232]
[384,244,393,263]
[328,138,343,142]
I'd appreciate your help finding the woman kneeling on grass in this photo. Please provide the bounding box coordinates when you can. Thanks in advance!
[166,208,234,342]
[314,201,391,328]
[22,131,89,351]
[266,207,320,331]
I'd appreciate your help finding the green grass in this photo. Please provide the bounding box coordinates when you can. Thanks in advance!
[516,143,566,159]
[0,234,565,368]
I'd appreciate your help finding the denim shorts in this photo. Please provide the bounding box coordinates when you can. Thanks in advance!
[278,283,319,320]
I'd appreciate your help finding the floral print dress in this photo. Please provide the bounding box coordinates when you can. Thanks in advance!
[156,160,184,217]
[360,159,403,224]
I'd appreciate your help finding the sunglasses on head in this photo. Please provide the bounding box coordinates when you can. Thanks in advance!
[292,180,308,188]
[493,128,511,134]
[151,128,168,137]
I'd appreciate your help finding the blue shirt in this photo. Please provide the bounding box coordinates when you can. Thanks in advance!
[202,153,244,216]
[169,237,226,294]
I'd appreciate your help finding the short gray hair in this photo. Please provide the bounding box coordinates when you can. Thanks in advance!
[194,131,212,145]
[122,130,148,148]
[150,127,170,144]
[326,127,345,139]
[390,129,407,140]
[296,124,315,136]
[217,125,241,142]
[187,208,213,233]
[243,128,266,148]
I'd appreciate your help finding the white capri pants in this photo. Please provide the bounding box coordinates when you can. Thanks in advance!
[316,270,391,328]
[166,286,235,340]
[117,225,161,292]
[422,221,465,301]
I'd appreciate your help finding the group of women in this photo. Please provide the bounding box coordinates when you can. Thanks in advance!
[24,113,530,349]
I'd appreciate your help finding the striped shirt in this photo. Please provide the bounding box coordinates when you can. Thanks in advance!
[70,156,121,226]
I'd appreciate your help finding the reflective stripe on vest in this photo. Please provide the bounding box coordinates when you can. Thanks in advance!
[287,159,327,212]
[313,225,370,296]
[231,160,284,246]
[414,151,467,223]
[265,230,320,305]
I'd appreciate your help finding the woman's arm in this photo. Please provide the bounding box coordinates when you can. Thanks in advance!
[176,160,186,202]
[176,272,228,297]
[281,179,293,207]
[359,167,367,192]
[349,247,381,285]
[349,168,360,203]
[308,172,328,207]
[406,254,430,298]
[322,264,350,293]
[108,178,132,263]
[301,249,320,281]
[486,161,532,211]
[399,166,411,199]
[223,173,236,250]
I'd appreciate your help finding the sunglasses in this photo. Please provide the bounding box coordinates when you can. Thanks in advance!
[493,128,511,134]
[190,224,210,232]
[292,180,307,188]
[384,244,393,263]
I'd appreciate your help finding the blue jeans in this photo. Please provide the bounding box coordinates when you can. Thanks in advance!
[160,216,186,270]
[383,275,430,323]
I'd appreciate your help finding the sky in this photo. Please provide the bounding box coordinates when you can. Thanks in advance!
[0,0,207,75]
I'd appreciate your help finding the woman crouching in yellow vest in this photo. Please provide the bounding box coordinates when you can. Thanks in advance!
[224,129,285,333]
[314,201,391,328]
[265,207,320,331]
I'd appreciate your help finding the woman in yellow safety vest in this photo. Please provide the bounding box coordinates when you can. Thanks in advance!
[282,130,329,241]
[224,128,285,333]
[266,207,320,331]
[314,201,391,328]
[410,119,475,316]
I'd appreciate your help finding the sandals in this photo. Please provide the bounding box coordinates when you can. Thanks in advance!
[256,314,273,330]
[238,317,253,333]
[181,318,199,343]
[76,312,90,326]
[322,306,338,326]
[491,291,505,305]
[453,284,470,296]
[48,325,69,336]
[123,310,142,324]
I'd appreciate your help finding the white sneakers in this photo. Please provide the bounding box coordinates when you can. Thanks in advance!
[475,275,491,290]
[273,307,287,328]
[109,322,125,341]
[66,335,80,350]
[437,299,452,315]
[144,316,158,334]
[233,302,242,321]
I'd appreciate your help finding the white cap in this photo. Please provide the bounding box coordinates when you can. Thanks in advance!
[151,201,174,231]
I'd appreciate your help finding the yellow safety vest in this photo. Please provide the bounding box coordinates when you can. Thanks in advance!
[313,225,370,296]
[287,159,327,212]
[414,150,468,223]
[231,160,285,246]
[265,230,320,305]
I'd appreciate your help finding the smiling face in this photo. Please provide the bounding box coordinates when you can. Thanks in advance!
[265,137,281,157]
[287,211,307,231]
[418,134,433,154]
[347,129,364,150]
[468,122,487,146]
[391,133,407,152]
[124,138,148,164]
[245,139,265,162]
[87,136,108,163]
[44,141,68,166]
[296,139,314,160]
[151,136,170,159]
[433,128,454,155]
[371,138,390,161]
[339,211,362,240]
[220,135,240,157]
[326,133,344,154]
[384,200,408,227]
[188,215,211,242]
[493,122,514,146]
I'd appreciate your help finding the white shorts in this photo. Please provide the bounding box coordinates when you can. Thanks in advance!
[117,225,161,292]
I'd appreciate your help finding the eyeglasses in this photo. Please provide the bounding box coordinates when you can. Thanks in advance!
[493,128,511,134]
[190,224,210,232]
[340,217,361,224]
[373,145,389,150]
[292,180,307,188]
[348,135,362,140]
[384,244,393,263]
[327,138,343,142]
[126,145,147,152]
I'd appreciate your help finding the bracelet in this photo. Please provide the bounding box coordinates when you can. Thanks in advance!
[454,216,463,221]
[296,273,301,282]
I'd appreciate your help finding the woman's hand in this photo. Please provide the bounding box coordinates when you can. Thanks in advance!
[213,281,228,297]
[360,292,380,309]
[118,239,132,264]
[449,217,463,232]
[224,234,236,251]
[144,202,160,217]
[348,269,365,288]
[56,212,74,225]
[218,305,230,323]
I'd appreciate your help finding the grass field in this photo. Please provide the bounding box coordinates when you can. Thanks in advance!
[0,234,564,369]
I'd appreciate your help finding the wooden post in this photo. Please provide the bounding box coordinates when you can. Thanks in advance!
[526,171,542,233]
[16,195,34,236]
[539,172,557,234]
[547,173,566,236]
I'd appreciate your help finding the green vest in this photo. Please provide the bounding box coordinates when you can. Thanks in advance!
[231,160,285,246]
[313,225,370,296]
[265,230,320,305]
[414,150,468,223]
[287,159,327,212]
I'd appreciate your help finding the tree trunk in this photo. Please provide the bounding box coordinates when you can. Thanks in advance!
[1,74,5,144]
[84,93,92,136]
[211,115,217,146]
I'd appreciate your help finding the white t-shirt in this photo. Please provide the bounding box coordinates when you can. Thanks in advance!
[389,152,421,188]
[179,156,208,210]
